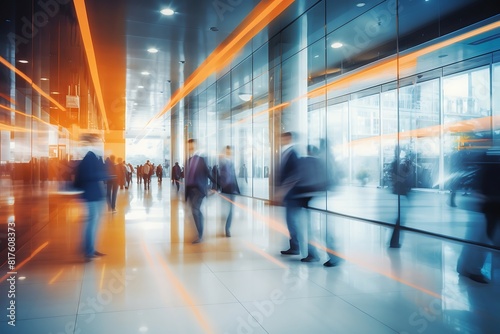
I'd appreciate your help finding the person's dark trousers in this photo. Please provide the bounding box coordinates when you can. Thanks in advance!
[285,198,301,251]
[187,187,205,239]
[106,181,118,211]
[225,194,235,235]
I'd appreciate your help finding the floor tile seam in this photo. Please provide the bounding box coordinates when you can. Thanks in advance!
[332,294,402,334]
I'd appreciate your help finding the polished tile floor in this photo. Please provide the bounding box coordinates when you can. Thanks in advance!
[1,179,499,333]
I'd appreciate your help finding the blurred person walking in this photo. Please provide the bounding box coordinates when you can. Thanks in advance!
[171,162,182,191]
[457,148,500,283]
[218,145,240,237]
[275,132,302,255]
[73,133,108,261]
[184,139,215,243]
[104,155,118,213]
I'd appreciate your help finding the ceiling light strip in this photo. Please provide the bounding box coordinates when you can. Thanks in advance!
[146,0,295,128]
[73,0,109,131]
[0,56,66,111]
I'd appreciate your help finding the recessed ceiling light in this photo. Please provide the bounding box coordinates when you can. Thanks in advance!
[51,91,60,94]
[356,2,366,7]
[41,77,49,81]
[314,55,319,58]
[147,48,158,53]
[18,59,28,63]
[138,85,144,89]
[160,8,174,16]
[331,42,343,49]
[141,71,150,75]
[238,93,252,102]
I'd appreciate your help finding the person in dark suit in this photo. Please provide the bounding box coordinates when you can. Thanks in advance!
[219,145,240,237]
[73,133,108,261]
[185,139,215,243]
[171,162,182,191]
[275,131,302,255]
[105,155,118,213]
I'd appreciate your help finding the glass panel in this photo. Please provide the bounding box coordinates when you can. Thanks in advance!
[253,43,269,78]
[253,74,270,199]
[231,82,253,197]
[350,93,380,187]
[217,73,231,99]
[232,56,252,91]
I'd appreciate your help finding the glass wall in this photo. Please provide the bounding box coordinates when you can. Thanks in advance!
[185,0,500,245]
[0,0,107,260]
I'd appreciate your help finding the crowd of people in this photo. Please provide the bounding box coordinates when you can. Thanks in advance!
[71,132,500,280]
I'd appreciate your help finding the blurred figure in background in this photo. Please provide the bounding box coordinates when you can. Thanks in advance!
[143,160,151,190]
[218,145,240,237]
[171,162,182,192]
[105,155,118,213]
[156,163,163,184]
[457,147,500,283]
[73,133,108,261]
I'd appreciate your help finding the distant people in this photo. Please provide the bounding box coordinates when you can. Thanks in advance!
[184,139,215,243]
[137,165,142,184]
[104,155,118,213]
[457,148,500,283]
[275,132,302,256]
[142,160,151,189]
[171,162,182,191]
[219,145,240,237]
[125,162,133,188]
[156,164,163,184]
[73,133,108,261]
[115,158,124,189]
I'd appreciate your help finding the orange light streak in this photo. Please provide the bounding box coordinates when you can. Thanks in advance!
[146,0,295,127]
[48,269,65,285]
[244,242,288,269]
[99,263,106,290]
[311,241,442,299]
[0,104,59,129]
[0,242,49,283]
[74,0,109,131]
[0,92,15,105]
[308,20,500,99]
[217,193,289,236]
[141,241,215,334]
[218,194,443,300]
[0,56,66,111]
